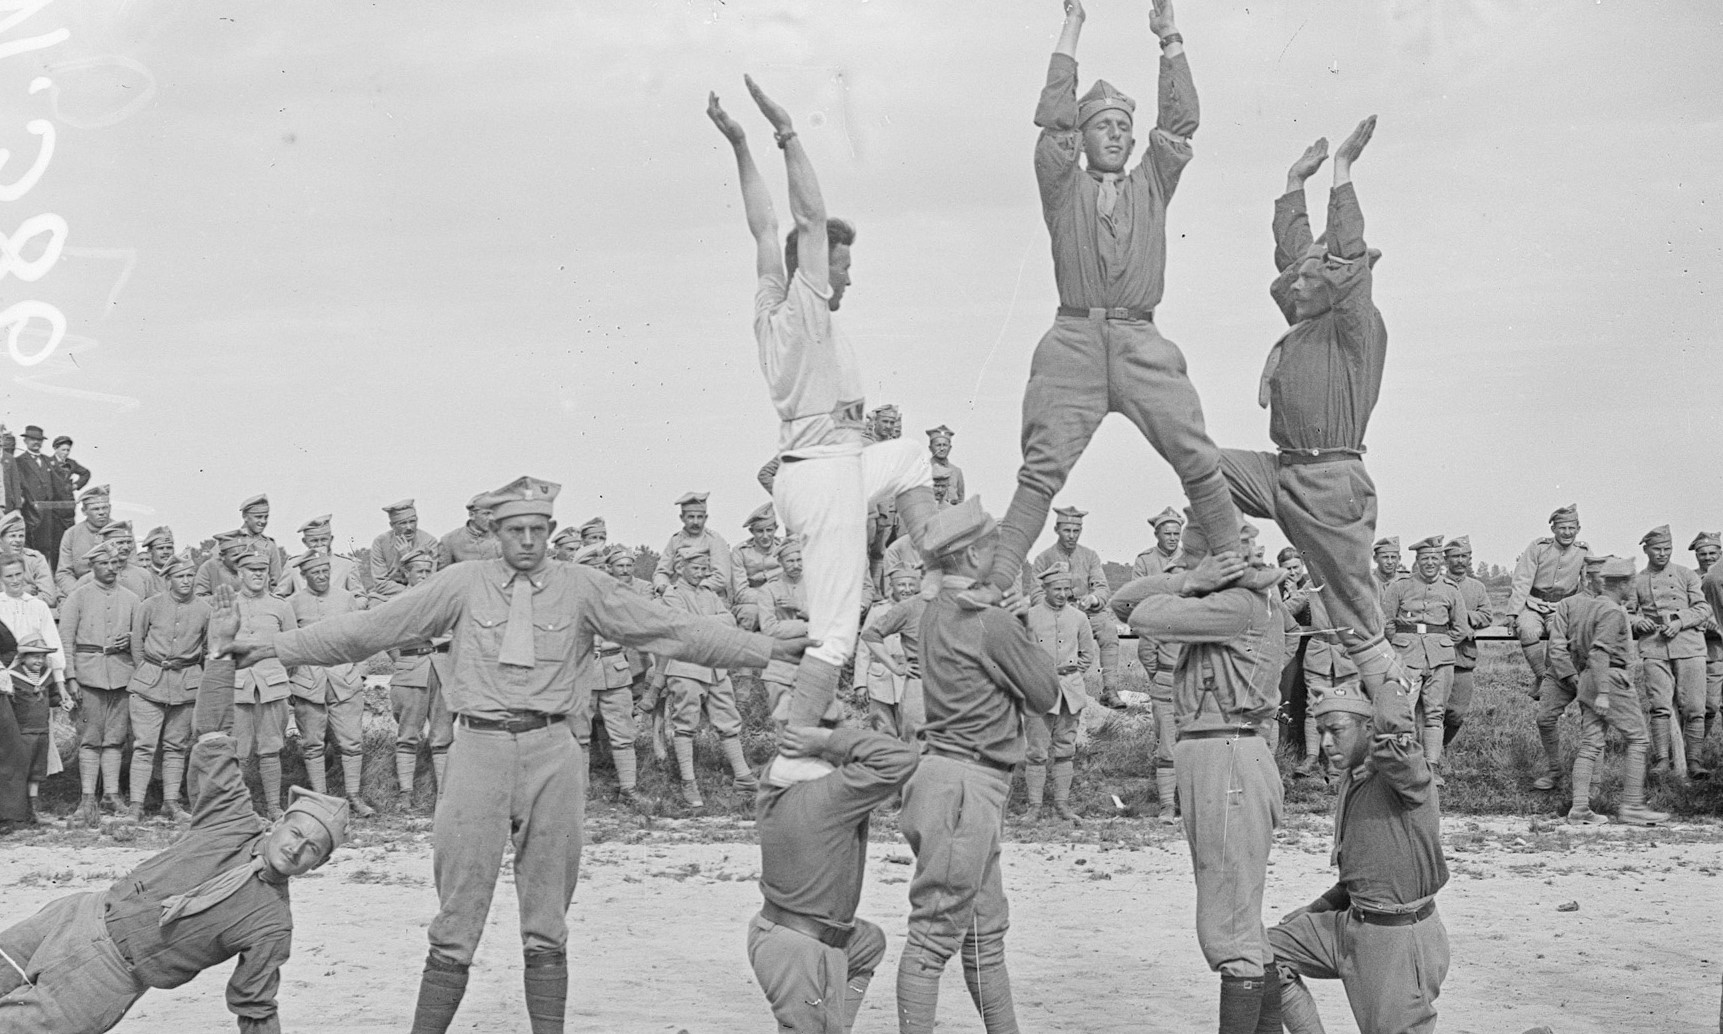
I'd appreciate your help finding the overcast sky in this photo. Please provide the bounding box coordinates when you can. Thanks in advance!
[1,0,1718,571]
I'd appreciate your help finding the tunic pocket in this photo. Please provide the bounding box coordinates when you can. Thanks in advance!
[533,619,575,662]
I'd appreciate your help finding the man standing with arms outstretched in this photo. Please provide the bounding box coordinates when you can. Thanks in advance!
[1215,116,1418,706]
[978,0,1246,608]
[708,76,937,731]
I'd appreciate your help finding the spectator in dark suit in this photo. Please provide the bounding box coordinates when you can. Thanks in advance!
[13,426,60,559]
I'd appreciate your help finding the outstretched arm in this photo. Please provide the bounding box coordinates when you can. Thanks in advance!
[746,75,828,291]
[1148,0,1182,59]
[1055,0,1084,58]
[1325,115,1376,261]
[709,91,783,281]
[1144,0,1197,192]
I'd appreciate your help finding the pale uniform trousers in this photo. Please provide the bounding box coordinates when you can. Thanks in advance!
[0,891,147,1032]
[1177,734,1283,979]
[859,601,922,743]
[1024,709,1080,767]
[746,914,886,1034]
[897,756,1014,1020]
[1004,314,1240,578]
[771,437,931,669]
[572,647,638,755]
[1575,667,1650,792]
[126,658,200,806]
[391,651,454,764]
[430,721,584,965]
[668,673,743,738]
[1269,905,1451,1034]
[289,660,365,785]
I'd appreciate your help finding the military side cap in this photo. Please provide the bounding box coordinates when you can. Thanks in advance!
[775,536,805,559]
[487,477,559,521]
[605,545,637,565]
[1052,506,1087,525]
[674,491,709,509]
[743,502,776,530]
[1038,561,1074,586]
[1149,506,1184,529]
[1373,536,1400,555]
[673,544,711,568]
[932,470,953,483]
[922,495,997,559]
[869,404,900,418]
[1548,503,1579,525]
[285,785,350,853]
[160,552,197,579]
[1444,535,1471,555]
[926,424,954,442]
[1690,531,1722,552]
[100,520,135,540]
[81,542,119,563]
[0,511,23,537]
[887,566,921,584]
[240,494,269,513]
[1582,554,1608,571]
[382,498,417,520]
[298,514,332,534]
[79,484,111,502]
[578,516,607,536]
[1641,524,1672,547]
[52,435,72,448]
[398,546,436,569]
[234,549,270,570]
[551,526,582,548]
[466,492,493,511]
[1312,683,1375,718]
[1240,521,1261,541]
[1599,556,1636,579]
[570,542,609,567]
[13,634,53,654]
[216,531,250,556]
[1409,536,1444,555]
[140,525,173,548]
[20,425,43,440]
[1077,78,1136,127]
[291,551,332,571]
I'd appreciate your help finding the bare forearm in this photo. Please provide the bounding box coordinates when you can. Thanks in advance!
[1054,11,1082,57]
[781,136,829,286]
[731,142,779,249]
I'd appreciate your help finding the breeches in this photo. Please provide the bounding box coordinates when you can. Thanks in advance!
[428,722,584,965]
[1218,450,1383,639]
[574,686,637,751]
[126,697,192,766]
[898,756,1012,968]
[78,688,130,750]
[668,675,742,738]
[1447,668,1475,720]
[868,678,925,743]
[0,891,146,1033]
[391,676,453,755]
[1024,710,1080,765]
[1174,734,1282,978]
[1270,905,1450,1034]
[773,438,931,669]
[1575,670,1648,759]
[1640,655,1705,720]
[233,698,288,757]
[746,913,886,1034]
[1405,663,1453,728]
[292,694,365,758]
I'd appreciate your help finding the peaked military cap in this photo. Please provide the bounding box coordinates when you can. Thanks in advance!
[1038,561,1074,586]
[100,520,135,540]
[290,551,332,572]
[466,492,493,511]
[570,542,609,567]
[1312,683,1374,718]
[381,499,417,520]
[160,552,198,579]
[1443,535,1471,555]
[926,425,955,442]
[240,494,269,513]
[578,516,607,536]
[775,536,805,559]
[397,546,436,569]
[551,526,582,548]
[1409,536,1445,555]
[0,511,23,536]
[1641,525,1673,548]
[487,477,560,521]
[674,492,710,509]
[82,542,119,563]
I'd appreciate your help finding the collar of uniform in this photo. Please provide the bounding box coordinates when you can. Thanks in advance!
[494,561,550,591]
[939,575,976,591]
[1084,167,1124,185]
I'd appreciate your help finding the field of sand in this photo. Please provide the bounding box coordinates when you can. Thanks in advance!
[1,805,1718,1034]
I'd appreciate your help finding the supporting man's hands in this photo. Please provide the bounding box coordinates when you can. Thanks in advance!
[1182,552,1249,595]
[769,636,816,664]
[744,74,794,137]
[777,724,834,759]
[707,91,747,146]
[1287,138,1329,192]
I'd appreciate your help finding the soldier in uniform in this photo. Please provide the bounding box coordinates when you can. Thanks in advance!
[748,723,915,1034]
[234,474,810,1034]
[439,492,500,568]
[652,492,735,600]
[194,532,249,600]
[283,551,375,817]
[1022,562,1094,823]
[1370,536,1403,605]
[1529,554,1608,792]
[1380,536,1473,777]
[604,547,660,737]
[233,550,299,819]
[1691,531,1722,739]
[1509,503,1590,700]
[1113,536,1287,1032]
[1269,681,1450,1034]
[55,483,112,587]
[0,510,57,605]
[549,527,582,562]
[658,547,756,808]
[926,425,966,505]
[1132,505,1187,819]
[59,541,141,827]
[571,545,642,808]
[1442,536,1493,747]
[894,497,1059,1034]
[275,515,363,598]
[1549,556,1668,825]
[88,521,161,600]
[384,547,452,809]
[237,495,286,590]
[1294,590,1359,779]
[578,517,607,546]
[981,0,1246,611]
[140,526,177,579]
[369,499,441,600]
[758,538,816,728]
[1024,505,1123,710]
[858,566,927,742]
[731,502,783,632]
[1631,524,1712,779]
[125,553,209,822]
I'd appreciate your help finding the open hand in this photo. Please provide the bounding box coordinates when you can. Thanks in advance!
[1148,0,1176,38]
[1287,138,1328,185]
[777,724,833,759]
[707,92,747,145]
[1063,0,1085,23]
[744,75,794,135]
[1334,115,1377,166]
[208,585,241,656]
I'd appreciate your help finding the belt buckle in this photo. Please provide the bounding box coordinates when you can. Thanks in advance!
[1415,622,1429,634]
[498,714,531,734]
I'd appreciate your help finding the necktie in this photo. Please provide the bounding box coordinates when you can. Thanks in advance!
[1096,173,1120,220]
[159,856,265,926]
[498,573,536,668]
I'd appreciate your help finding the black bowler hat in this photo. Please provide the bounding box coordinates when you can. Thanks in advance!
[21,425,44,441]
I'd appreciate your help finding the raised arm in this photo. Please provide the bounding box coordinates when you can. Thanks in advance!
[1368,674,1432,808]
[708,91,783,280]
[1033,2,1085,196]
[1273,138,1326,272]
[745,75,827,290]
[1141,0,1197,195]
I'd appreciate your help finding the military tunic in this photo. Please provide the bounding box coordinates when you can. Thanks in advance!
[1380,573,1472,763]
[1446,573,1491,736]
[367,528,441,600]
[126,592,209,808]
[54,517,106,588]
[1027,541,1118,695]
[858,595,927,741]
[1630,561,1711,738]
[437,523,501,568]
[286,585,369,791]
[1023,601,1093,765]
[60,580,141,764]
[1510,536,1591,651]
[652,528,735,601]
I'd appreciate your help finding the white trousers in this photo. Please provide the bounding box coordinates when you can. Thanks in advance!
[774,438,930,667]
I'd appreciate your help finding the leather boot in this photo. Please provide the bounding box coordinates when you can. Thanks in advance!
[1532,724,1563,790]
[1051,760,1079,822]
[75,794,99,829]
[1021,764,1046,822]
[1156,766,1180,825]
[1685,734,1710,780]
[1649,720,1673,777]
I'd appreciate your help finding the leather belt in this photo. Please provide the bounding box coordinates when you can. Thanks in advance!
[1393,620,1452,635]
[398,646,437,657]
[1057,304,1154,323]
[760,902,853,948]
[74,644,129,656]
[1278,447,1365,466]
[145,654,198,672]
[1177,726,1258,741]
[596,646,626,657]
[457,712,564,734]
[1350,901,1436,927]
[1530,587,1574,603]
[923,745,1013,774]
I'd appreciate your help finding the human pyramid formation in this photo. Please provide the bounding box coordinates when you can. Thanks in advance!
[0,3,1608,1032]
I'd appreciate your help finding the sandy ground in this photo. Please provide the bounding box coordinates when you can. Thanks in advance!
[1,811,1718,1034]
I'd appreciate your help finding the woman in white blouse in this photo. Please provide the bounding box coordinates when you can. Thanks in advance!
[0,556,66,684]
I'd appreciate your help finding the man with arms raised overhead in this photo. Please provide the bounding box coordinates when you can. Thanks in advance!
[708,76,937,730]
